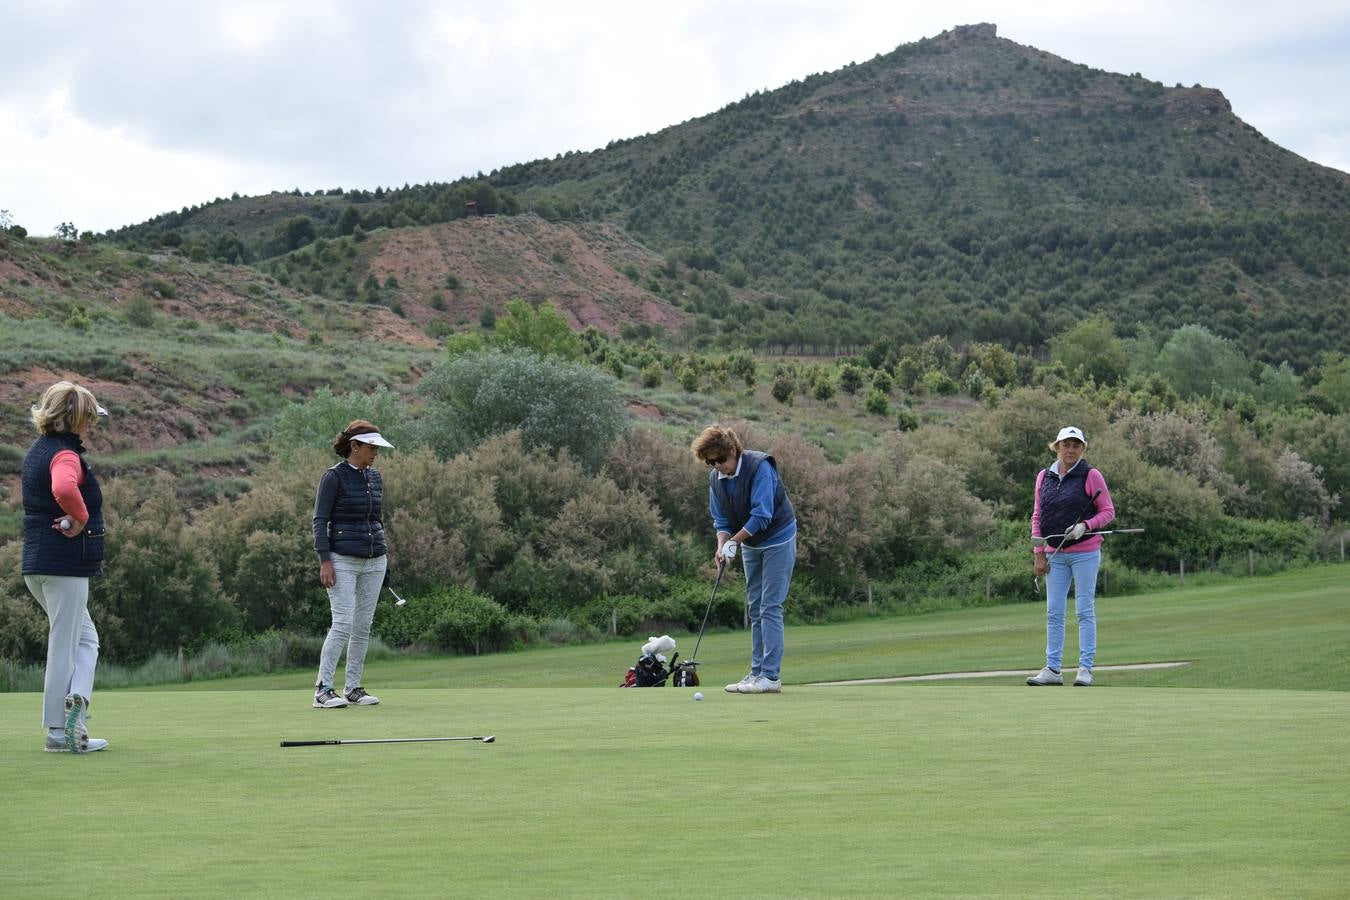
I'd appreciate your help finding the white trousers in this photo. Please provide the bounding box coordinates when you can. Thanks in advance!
[25,574,99,729]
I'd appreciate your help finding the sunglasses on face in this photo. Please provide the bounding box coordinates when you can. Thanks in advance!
[705,455,728,466]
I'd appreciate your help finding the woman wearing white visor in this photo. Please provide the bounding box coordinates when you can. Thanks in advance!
[311,420,394,708]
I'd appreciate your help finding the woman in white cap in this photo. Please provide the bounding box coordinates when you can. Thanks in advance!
[21,381,111,752]
[311,419,394,708]
[1028,426,1115,687]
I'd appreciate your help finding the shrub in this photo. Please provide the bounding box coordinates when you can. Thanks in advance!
[96,478,238,661]
[125,294,156,327]
[143,278,176,299]
[420,589,513,654]
[415,349,626,470]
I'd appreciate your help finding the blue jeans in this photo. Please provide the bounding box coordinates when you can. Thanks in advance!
[317,554,387,692]
[740,538,796,682]
[1044,549,1100,670]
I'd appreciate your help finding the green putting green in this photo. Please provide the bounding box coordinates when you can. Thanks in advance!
[3,567,1346,896]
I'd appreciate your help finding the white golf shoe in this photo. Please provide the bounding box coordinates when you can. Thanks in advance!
[738,676,782,693]
[345,687,380,705]
[1026,667,1063,686]
[1073,668,1093,686]
[313,686,349,708]
[51,695,108,753]
[725,674,755,693]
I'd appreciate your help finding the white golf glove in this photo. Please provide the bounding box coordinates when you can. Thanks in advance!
[1067,522,1088,541]
[722,540,738,561]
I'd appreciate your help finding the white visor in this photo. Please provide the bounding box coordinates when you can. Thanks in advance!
[96,404,109,417]
[350,432,393,448]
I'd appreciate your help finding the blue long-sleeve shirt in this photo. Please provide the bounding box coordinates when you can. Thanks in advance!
[709,454,797,547]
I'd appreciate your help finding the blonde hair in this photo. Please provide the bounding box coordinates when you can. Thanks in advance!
[690,425,743,463]
[30,381,101,436]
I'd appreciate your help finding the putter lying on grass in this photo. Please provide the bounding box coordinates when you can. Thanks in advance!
[280,735,495,747]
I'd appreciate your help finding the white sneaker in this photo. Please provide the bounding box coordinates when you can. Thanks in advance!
[1073,668,1093,686]
[313,686,349,708]
[44,730,108,753]
[738,676,782,694]
[725,674,755,693]
[345,687,380,705]
[1026,667,1063,686]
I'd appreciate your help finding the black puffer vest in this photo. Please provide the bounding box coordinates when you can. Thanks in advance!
[1039,462,1095,550]
[313,462,387,559]
[709,450,796,547]
[22,433,106,577]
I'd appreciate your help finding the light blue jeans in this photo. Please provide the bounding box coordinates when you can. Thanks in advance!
[1044,549,1100,671]
[740,538,796,682]
[316,554,387,693]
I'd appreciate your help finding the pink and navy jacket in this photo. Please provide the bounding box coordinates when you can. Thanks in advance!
[1032,459,1115,554]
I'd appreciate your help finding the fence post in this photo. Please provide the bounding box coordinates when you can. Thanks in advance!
[1179,558,1185,587]
[610,608,617,636]
[867,584,874,613]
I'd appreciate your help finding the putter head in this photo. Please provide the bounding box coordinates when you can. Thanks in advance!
[482,735,495,743]
[395,598,407,607]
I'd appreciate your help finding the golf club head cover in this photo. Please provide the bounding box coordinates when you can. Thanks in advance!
[723,540,738,561]
[642,634,677,657]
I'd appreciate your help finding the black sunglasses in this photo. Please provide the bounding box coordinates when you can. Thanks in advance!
[705,455,728,466]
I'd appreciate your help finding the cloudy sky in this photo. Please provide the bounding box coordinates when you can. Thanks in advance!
[3,1,1348,236]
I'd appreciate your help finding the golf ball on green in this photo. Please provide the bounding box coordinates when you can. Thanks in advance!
[693,692,703,701]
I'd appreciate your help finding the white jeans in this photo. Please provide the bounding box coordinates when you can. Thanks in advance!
[25,574,99,729]
[316,554,387,693]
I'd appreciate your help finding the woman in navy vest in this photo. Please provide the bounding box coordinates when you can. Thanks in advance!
[691,425,797,694]
[1028,426,1115,687]
[21,381,110,753]
[311,420,394,708]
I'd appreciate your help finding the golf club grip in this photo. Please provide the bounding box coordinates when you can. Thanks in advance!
[279,740,341,747]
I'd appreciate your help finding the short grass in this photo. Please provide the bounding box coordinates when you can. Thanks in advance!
[2,567,1347,897]
[2,686,1346,897]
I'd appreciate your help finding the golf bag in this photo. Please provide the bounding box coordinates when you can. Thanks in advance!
[670,660,699,687]
[621,634,697,687]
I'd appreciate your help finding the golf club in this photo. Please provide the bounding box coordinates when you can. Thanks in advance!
[386,585,407,607]
[1034,528,1145,545]
[688,559,727,668]
[280,735,494,747]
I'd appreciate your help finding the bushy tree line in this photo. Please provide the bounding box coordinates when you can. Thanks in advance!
[1,328,1342,665]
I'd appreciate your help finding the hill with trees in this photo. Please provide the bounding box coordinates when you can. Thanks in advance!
[102,23,1350,368]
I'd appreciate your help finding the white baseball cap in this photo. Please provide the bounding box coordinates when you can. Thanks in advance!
[1049,426,1086,449]
[350,432,394,448]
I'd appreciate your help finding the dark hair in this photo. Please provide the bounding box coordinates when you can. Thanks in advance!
[333,419,380,457]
